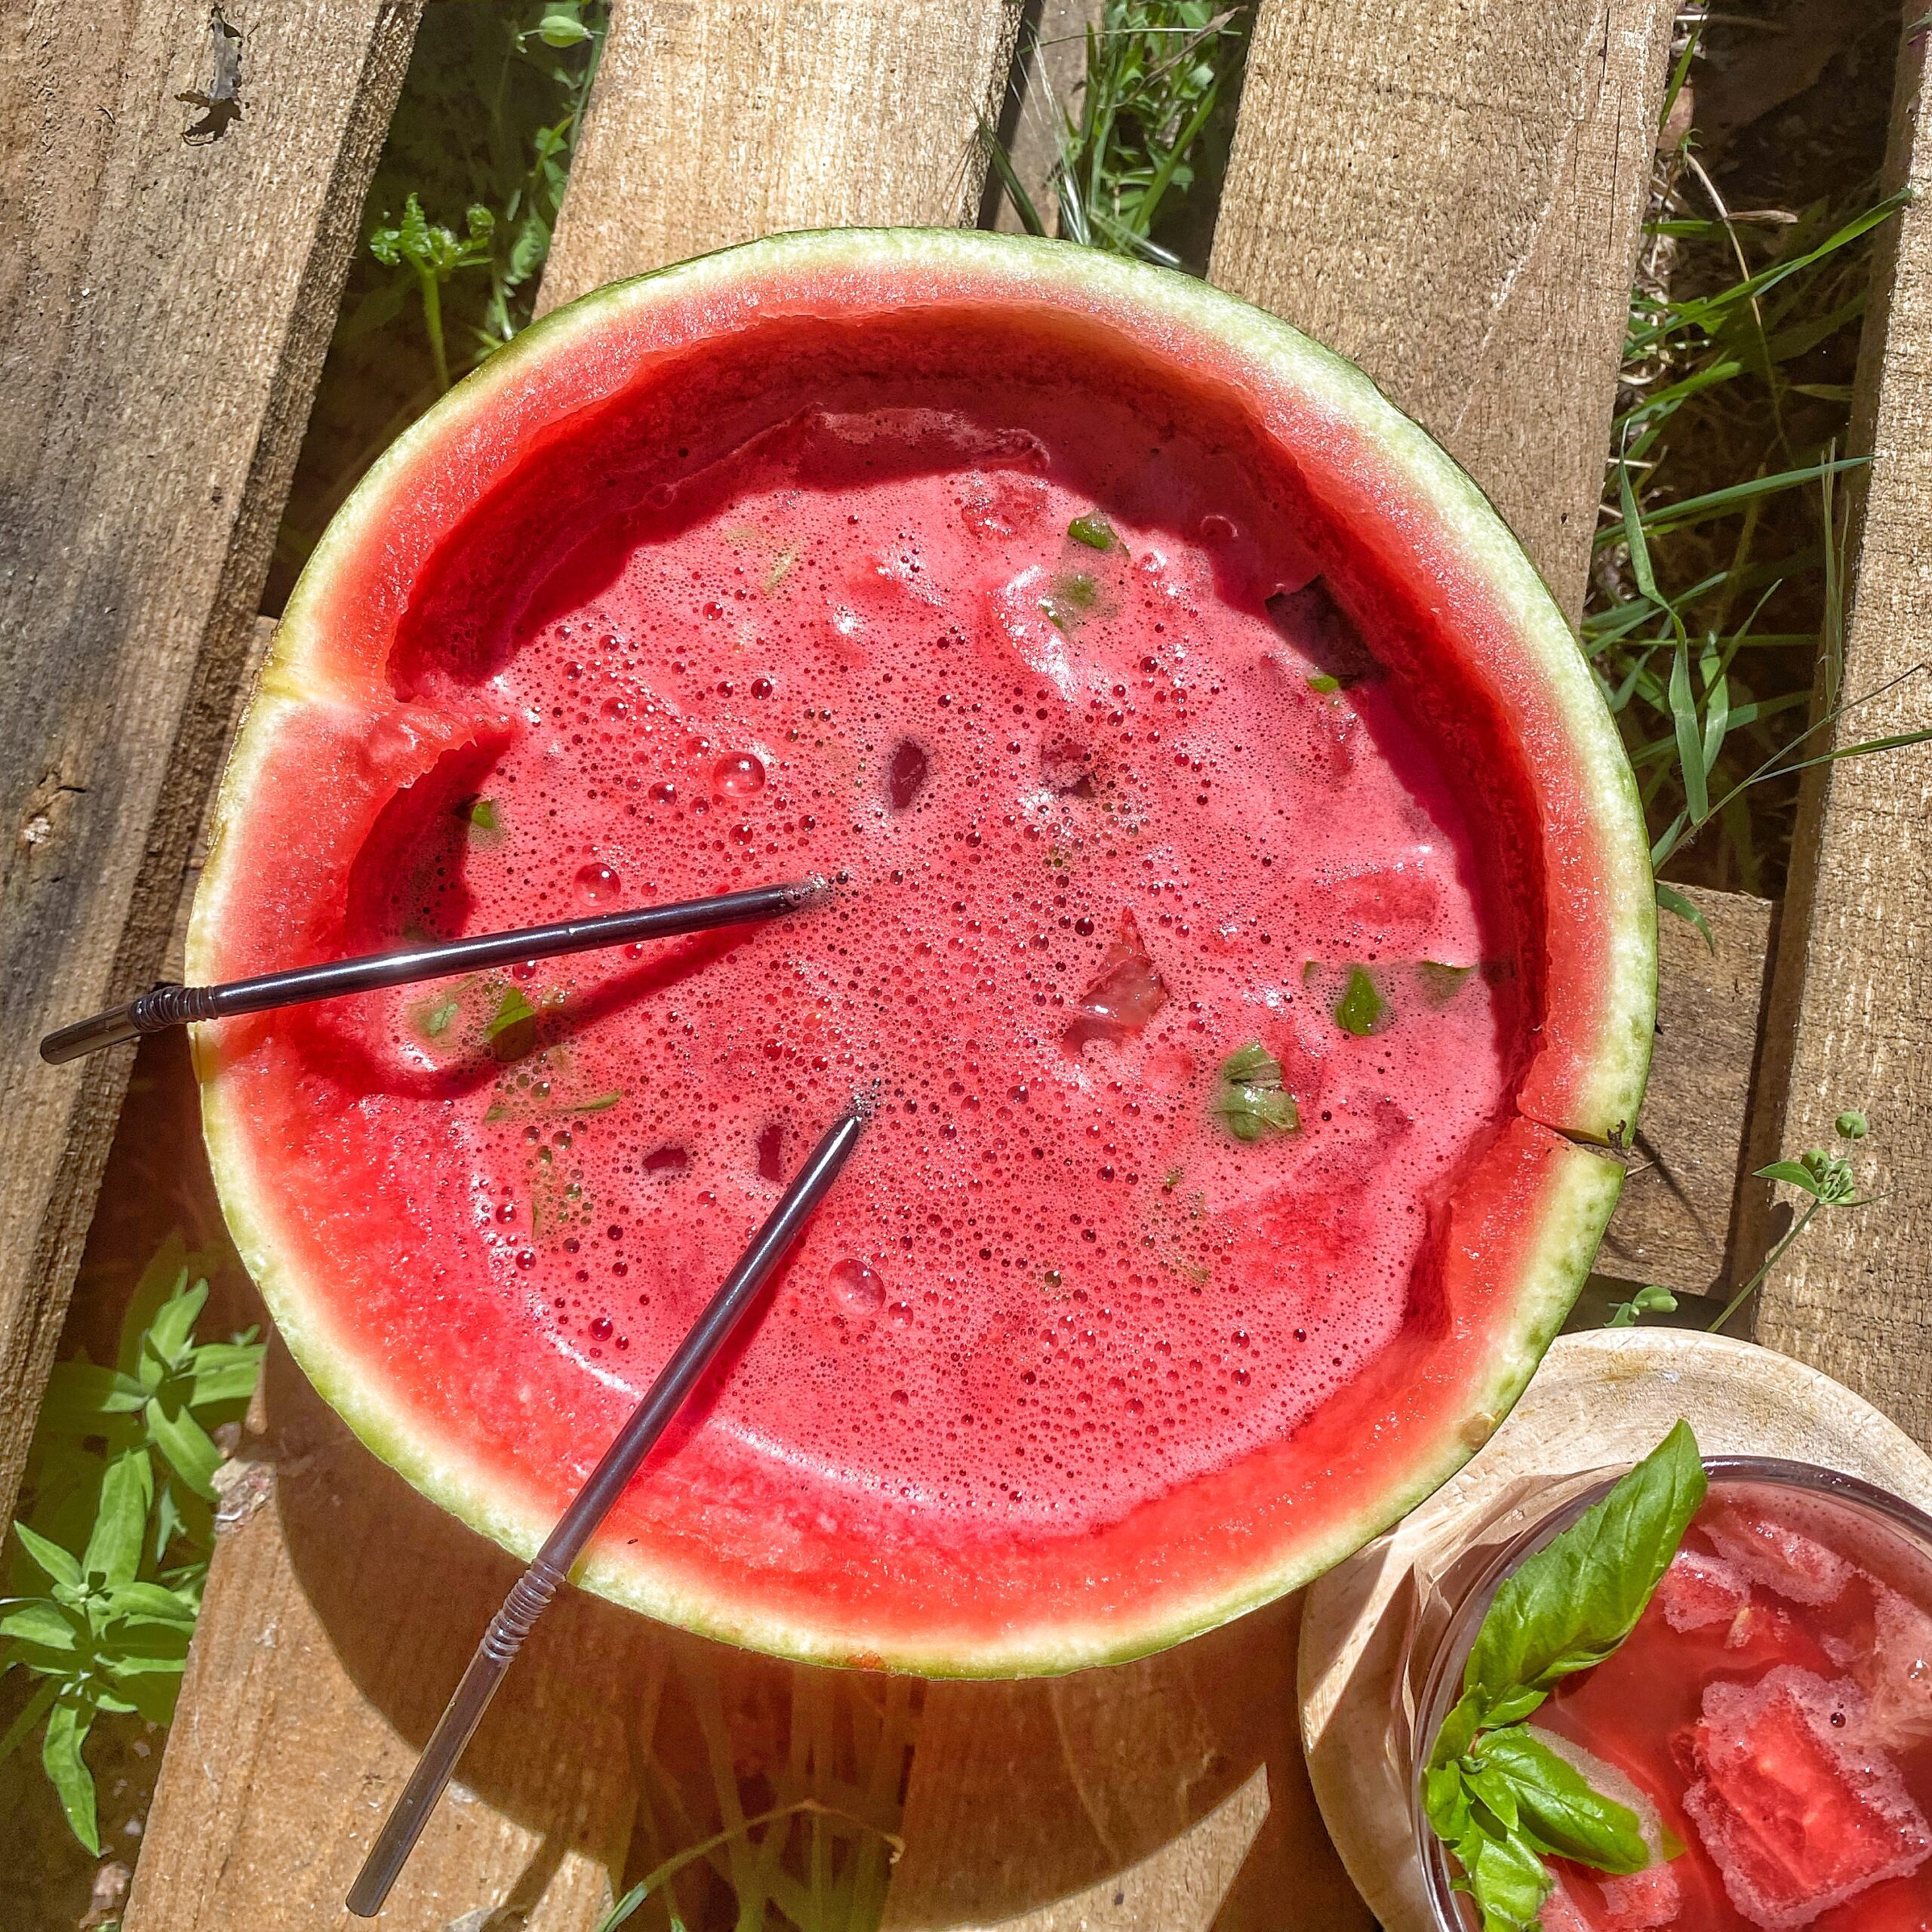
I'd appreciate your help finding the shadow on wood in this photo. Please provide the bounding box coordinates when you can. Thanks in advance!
[884,1595,1371,1930]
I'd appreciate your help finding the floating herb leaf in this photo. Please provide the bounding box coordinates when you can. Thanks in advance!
[1423,1422,1706,1931]
[1042,571,1102,632]
[1306,672,1341,694]
[421,993,460,1037]
[1418,961,1475,1006]
[1334,966,1389,1036]
[460,795,502,836]
[1211,1040,1300,1143]
[1068,513,1118,552]
[485,986,538,1060]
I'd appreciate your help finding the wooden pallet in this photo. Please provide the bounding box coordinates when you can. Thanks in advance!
[1,1,1927,1924]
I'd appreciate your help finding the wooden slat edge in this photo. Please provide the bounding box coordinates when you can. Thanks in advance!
[1749,17,1932,1444]
[1598,886,1775,1294]
[1208,0,1676,623]
[538,0,1026,307]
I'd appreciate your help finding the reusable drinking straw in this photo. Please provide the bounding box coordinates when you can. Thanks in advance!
[346,1090,874,1917]
[38,876,830,1064]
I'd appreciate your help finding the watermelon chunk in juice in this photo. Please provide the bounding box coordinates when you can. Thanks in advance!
[1683,1668,1930,1928]
[1531,1479,1932,1932]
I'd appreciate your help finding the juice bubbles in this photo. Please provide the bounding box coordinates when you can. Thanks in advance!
[1421,1464,1932,1931]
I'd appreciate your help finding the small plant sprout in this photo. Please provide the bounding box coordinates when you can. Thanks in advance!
[1606,1283,1679,1329]
[3,1238,263,1850]
[980,3,1246,269]
[368,195,497,394]
[1704,1106,1874,1335]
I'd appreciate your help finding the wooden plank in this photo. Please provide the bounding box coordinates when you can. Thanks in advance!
[1749,18,1932,1445]
[137,13,1035,1924]
[1208,0,1677,623]
[126,1343,656,1932]
[1598,888,1776,1295]
[537,0,1026,310]
[0,0,423,1526]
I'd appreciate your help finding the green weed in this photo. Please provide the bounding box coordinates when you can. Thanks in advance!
[1605,1107,1872,1336]
[1587,17,1927,915]
[983,2,1246,269]
[2,1239,263,1853]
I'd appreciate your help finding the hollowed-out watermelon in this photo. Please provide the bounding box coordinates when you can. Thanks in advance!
[194,229,1653,1675]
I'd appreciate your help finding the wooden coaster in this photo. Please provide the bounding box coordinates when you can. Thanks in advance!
[1297,1329,1932,1932]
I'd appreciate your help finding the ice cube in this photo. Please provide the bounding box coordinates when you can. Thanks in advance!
[1857,1586,1932,1753]
[1704,1501,1853,1606]
[1658,1543,1752,1632]
[1598,1861,1683,1927]
[1684,1665,1930,1929]
[1062,910,1168,1052]
[1533,1879,1595,1932]
[1537,1862,1681,1932]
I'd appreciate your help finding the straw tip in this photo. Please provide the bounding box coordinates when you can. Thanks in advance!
[789,873,838,908]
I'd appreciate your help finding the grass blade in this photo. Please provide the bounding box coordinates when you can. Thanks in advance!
[1668,636,1708,824]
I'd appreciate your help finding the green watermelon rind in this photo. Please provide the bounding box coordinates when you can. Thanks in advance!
[195,228,1652,1675]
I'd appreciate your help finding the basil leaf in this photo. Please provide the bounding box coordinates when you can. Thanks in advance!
[1465,1420,1705,1706]
[1067,513,1118,552]
[1210,1041,1300,1142]
[486,986,539,1062]
[1470,1728,1650,1874]
[1418,961,1475,1005]
[1334,965,1389,1036]
[1460,1819,1551,1932]
[1424,1761,1472,1843]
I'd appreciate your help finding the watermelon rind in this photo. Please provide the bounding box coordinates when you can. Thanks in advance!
[194,228,1653,1675]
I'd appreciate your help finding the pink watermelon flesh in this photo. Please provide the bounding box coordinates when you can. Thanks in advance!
[197,243,1644,1671]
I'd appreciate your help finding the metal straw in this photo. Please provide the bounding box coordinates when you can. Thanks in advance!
[344,1091,872,1918]
[38,877,829,1065]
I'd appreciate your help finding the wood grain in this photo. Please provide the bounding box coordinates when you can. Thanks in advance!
[537,0,1026,310]
[1750,17,1932,1444]
[0,0,422,1526]
[1598,888,1776,1294]
[884,1601,1367,1931]
[1208,0,1677,622]
[125,1345,655,1932]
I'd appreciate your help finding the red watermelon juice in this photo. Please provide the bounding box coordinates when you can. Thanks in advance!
[1417,1465,1932,1931]
[223,324,1546,1627]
